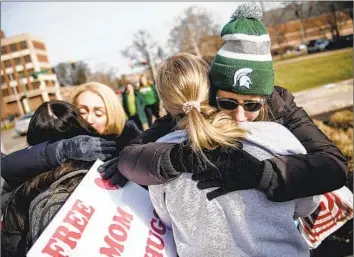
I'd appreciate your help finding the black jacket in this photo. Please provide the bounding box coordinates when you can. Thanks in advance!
[1,120,141,189]
[118,86,348,201]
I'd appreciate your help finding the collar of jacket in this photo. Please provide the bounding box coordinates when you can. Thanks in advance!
[267,86,290,122]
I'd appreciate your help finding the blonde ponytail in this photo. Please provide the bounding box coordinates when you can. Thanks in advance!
[156,53,246,159]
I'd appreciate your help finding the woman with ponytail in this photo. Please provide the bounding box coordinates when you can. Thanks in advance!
[119,53,320,256]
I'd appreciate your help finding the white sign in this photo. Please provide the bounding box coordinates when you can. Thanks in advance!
[27,160,177,257]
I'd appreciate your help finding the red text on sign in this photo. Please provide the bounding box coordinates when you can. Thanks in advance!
[41,199,95,257]
[100,207,134,257]
[145,210,167,257]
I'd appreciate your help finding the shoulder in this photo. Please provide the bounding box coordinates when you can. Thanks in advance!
[122,120,142,139]
[272,86,295,106]
[267,86,296,119]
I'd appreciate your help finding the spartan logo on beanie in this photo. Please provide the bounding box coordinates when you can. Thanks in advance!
[232,68,253,89]
[209,3,275,96]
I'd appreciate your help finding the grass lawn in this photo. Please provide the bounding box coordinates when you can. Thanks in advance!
[274,48,353,92]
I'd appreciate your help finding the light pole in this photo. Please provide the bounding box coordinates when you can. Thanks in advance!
[20,77,31,113]
[9,73,24,116]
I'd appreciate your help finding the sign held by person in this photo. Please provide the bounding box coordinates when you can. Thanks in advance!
[27,160,176,257]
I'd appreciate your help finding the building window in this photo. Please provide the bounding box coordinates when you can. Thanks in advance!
[1,46,7,55]
[32,41,46,51]
[32,81,41,89]
[19,41,28,50]
[26,68,34,76]
[2,88,10,97]
[45,80,55,87]
[10,44,17,52]
[4,60,12,68]
[18,71,25,78]
[37,54,49,63]
[14,57,21,65]
[24,55,32,63]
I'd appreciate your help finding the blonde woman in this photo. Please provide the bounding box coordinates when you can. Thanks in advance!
[121,53,319,256]
[72,82,126,135]
[2,82,141,189]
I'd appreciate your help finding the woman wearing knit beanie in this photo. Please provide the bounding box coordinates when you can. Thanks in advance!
[115,2,347,203]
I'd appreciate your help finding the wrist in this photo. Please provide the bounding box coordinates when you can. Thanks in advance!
[257,160,278,198]
[51,140,67,164]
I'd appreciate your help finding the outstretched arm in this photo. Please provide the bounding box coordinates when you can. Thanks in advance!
[2,136,116,188]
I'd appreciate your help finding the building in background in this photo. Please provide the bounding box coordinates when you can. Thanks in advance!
[1,30,62,119]
[263,2,353,55]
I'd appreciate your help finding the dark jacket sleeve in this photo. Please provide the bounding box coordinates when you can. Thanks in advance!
[1,141,60,188]
[263,86,348,201]
[118,114,178,185]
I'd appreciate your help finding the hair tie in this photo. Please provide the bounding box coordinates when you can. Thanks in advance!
[182,101,200,114]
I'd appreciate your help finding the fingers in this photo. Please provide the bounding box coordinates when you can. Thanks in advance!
[191,170,219,181]
[109,173,128,187]
[206,188,228,201]
[101,164,117,180]
[191,173,207,181]
[99,140,117,147]
[197,180,223,189]
[99,146,117,153]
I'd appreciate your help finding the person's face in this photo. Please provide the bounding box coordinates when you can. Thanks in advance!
[76,91,107,134]
[140,76,147,86]
[126,84,133,93]
[217,90,264,122]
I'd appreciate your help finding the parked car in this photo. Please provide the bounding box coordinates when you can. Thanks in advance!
[15,112,34,136]
[307,39,330,54]
[327,34,353,50]
[296,44,307,52]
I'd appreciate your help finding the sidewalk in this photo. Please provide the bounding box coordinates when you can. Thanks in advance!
[293,79,353,117]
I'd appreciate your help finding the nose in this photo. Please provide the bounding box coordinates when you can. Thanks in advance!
[86,112,95,125]
[232,106,247,122]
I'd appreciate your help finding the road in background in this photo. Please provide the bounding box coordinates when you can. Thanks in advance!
[293,79,353,117]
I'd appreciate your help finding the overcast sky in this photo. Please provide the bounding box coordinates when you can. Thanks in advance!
[1,2,283,75]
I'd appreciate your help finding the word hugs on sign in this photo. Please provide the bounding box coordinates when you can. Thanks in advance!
[145,210,167,257]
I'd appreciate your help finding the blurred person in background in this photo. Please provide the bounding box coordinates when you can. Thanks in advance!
[122,82,149,131]
[138,74,160,127]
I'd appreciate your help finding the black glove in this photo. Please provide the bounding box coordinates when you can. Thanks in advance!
[98,157,128,187]
[191,148,265,201]
[55,135,116,163]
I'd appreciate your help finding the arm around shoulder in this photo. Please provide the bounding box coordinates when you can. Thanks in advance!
[263,87,348,201]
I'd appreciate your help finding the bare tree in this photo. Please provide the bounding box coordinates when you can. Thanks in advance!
[87,66,120,90]
[169,6,220,57]
[334,1,353,20]
[121,29,159,81]
[54,61,90,86]
[282,1,316,43]
[322,1,353,38]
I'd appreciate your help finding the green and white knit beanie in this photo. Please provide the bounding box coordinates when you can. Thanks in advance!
[209,3,274,96]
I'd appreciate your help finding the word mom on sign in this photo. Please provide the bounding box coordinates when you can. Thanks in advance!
[27,160,177,257]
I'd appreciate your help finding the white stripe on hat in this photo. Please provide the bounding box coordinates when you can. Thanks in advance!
[222,33,271,43]
[217,49,272,62]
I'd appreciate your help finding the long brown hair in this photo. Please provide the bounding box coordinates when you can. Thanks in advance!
[156,53,246,158]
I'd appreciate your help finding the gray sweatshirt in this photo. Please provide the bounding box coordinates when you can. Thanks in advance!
[149,121,320,257]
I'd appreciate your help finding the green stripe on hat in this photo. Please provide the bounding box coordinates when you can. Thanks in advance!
[221,18,269,37]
